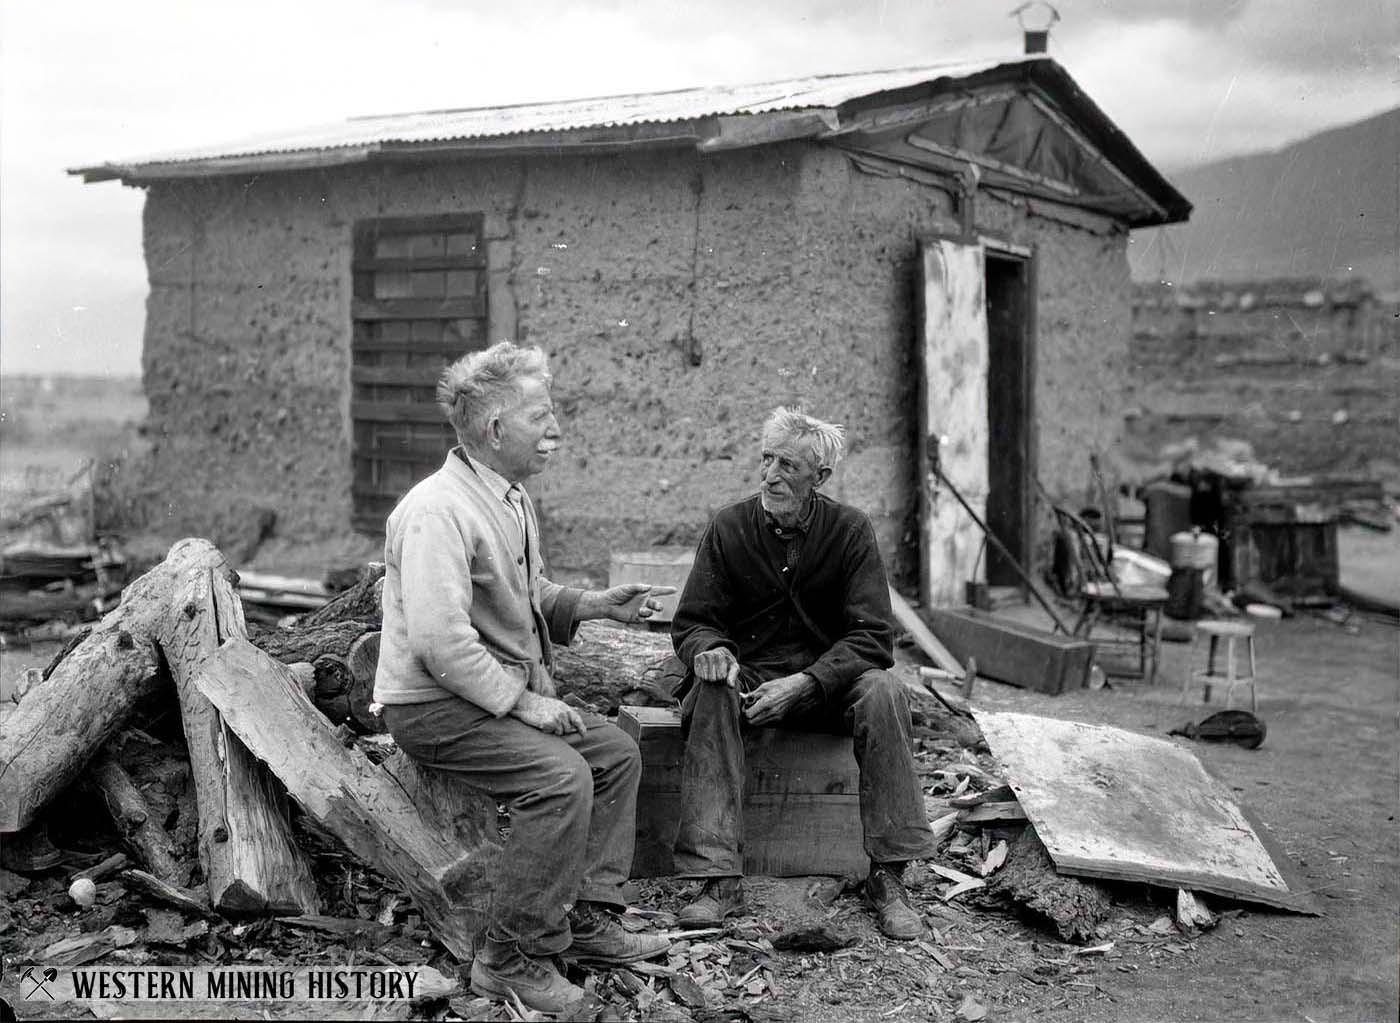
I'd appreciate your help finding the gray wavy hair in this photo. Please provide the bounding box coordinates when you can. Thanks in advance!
[437,342,551,443]
[761,407,846,471]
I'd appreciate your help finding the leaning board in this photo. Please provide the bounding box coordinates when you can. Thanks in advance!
[974,711,1316,913]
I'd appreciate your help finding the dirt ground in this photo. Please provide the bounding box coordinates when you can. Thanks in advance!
[2,604,1395,1022]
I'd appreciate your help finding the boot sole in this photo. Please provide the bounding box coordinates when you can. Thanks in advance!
[469,963,583,1015]
[560,941,672,966]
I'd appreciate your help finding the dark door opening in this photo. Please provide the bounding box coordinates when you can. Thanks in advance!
[984,251,1034,588]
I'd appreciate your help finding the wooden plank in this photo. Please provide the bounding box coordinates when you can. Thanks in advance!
[359,213,482,235]
[351,340,484,359]
[888,588,963,676]
[192,637,484,956]
[355,254,485,272]
[351,297,485,321]
[925,607,1093,695]
[350,400,447,424]
[354,449,448,469]
[974,710,1317,914]
[351,365,448,387]
[618,707,866,877]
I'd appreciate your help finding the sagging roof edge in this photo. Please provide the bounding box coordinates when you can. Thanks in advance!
[71,60,1190,228]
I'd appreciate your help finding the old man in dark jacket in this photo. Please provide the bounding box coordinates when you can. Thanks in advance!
[670,408,936,939]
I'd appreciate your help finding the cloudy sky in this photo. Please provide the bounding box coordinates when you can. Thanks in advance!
[1,0,1395,377]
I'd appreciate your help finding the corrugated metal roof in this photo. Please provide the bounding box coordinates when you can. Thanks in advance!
[78,57,1023,173]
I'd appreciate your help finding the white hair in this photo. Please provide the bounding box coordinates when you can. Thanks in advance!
[437,342,551,443]
[761,407,846,471]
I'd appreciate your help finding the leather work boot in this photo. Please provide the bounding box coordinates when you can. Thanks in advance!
[866,864,924,940]
[677,876,746,929]
[469,933,586,1015]
[561,902,672,965]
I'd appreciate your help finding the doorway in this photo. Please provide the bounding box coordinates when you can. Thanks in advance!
[984,251,1034,589]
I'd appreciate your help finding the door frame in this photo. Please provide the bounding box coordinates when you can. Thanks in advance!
[980,235,1038,592]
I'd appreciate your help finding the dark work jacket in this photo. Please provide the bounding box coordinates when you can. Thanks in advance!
[671,493,895,700]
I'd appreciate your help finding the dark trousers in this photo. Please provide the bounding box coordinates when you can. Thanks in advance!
[382,698,641,956]
[673,666,937,877]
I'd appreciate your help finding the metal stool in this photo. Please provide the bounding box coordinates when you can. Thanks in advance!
[1180,620,1258,711]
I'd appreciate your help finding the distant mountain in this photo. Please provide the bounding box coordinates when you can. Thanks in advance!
[1130,107,1400,293]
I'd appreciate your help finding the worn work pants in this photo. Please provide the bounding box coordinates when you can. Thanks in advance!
[382,697,641,956]
[672,666,936,877]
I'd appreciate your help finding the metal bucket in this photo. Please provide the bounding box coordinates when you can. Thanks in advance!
[1170,530,1219,588]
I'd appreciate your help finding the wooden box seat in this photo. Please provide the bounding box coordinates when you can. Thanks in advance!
[617,705,867,878]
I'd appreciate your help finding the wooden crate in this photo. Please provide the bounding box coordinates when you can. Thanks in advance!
[924,607,1095,695]
[617,706,867,878]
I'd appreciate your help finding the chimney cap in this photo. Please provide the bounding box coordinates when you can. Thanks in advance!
[1011,1,1060,53]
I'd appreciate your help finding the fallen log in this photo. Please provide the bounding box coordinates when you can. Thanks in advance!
[345,631,383,733]
[380,749,501,895]
[299,563,385,628]
[550,621,678,712]
[248,619,371,664]
[251,611,678,724]
[0,613,163,833]
[88,755,182,883]
[194,637,485,958]
[153,539,319,915]
[986,827,1111,943]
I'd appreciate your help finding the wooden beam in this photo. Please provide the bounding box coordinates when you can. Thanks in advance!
[155,540,320,915]
[193,638,486,958]
[887,587,964,676]
[926,608,1094,695]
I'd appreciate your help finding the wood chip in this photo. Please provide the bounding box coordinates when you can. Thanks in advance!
[1071,942,1115,956]
[942,878,986,901]
[979,840,1009,877]
[956,993,988,1021]
[43,926,137,968]
[928,862,980,885]
[929,811,961,844]
[669,973,707,1008]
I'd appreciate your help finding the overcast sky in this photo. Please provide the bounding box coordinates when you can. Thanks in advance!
[1,0,1396,378]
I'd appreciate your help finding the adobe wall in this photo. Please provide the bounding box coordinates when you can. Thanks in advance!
[138,143,1131,583]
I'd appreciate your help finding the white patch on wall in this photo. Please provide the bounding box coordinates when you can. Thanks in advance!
[919,239,989,607]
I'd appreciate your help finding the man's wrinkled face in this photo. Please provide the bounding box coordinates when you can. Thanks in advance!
[492,375,560,481]
[758,434,828,521]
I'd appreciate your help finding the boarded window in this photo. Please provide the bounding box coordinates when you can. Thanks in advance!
[351,214,488,533]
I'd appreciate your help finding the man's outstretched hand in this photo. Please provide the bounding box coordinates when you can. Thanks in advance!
[743,672,819,726]
[513,690,588,736]
[694,647,740,688]
[584,584,679,624]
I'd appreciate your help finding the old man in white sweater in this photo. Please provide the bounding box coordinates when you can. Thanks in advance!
[373,342,672,1013]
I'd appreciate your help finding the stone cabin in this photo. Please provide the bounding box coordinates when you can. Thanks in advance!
[75,55,1189,605]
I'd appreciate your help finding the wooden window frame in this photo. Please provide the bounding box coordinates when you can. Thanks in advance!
[350,213,488,533]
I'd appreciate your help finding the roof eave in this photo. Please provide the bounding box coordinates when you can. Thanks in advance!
[830,58,1191,227]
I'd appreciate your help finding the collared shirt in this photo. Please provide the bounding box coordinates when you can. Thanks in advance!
[454,450,525,546]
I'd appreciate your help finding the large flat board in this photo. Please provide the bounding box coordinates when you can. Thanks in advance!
[974,710,1317,913]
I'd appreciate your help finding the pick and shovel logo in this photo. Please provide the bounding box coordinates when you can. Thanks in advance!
[20,967,59,1000]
